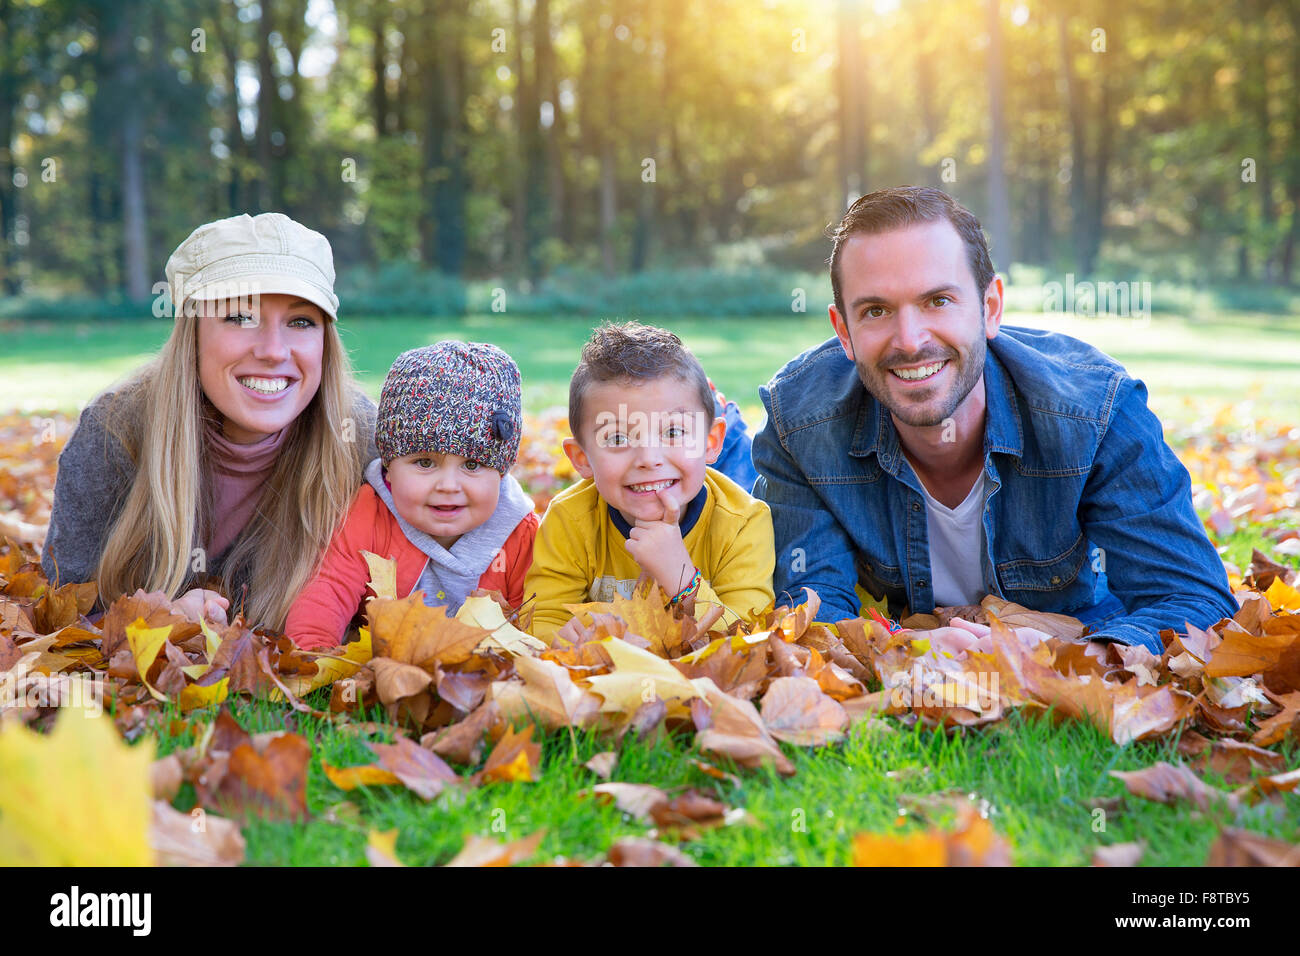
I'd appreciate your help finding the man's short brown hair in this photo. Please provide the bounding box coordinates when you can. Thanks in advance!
[829,186,995,318]
[569,321,714,438]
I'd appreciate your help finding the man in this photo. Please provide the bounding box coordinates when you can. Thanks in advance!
[751,186,1236,654]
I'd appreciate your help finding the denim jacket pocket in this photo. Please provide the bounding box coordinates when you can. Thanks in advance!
[995,532,1089,595]
[856,552,906,606]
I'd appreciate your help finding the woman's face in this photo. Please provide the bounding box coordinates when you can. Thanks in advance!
[195,293,327,444]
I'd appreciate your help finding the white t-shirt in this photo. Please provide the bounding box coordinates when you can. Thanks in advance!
[919,473,986,607]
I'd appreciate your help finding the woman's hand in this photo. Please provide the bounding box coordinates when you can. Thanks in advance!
[174,588,230,626]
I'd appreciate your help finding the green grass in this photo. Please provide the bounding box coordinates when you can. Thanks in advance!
[5,309,1299,427]
[145,688,1299,866]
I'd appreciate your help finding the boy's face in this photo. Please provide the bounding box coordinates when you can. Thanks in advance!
[563,377,726,525]
[385,452,502,551]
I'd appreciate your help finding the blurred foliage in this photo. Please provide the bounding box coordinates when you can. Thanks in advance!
[2,0,1298,307]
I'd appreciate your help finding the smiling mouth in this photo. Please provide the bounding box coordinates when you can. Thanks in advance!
[427,504,465,513]
[237,375,293,395]
[889,360,947,382]
[627,478,678,493]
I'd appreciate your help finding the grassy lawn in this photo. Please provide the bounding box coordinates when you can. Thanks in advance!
[152,690,1299,866]
[3,309,1298,428]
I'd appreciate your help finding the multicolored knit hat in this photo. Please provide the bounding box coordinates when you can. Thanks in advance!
[376,342,523,473]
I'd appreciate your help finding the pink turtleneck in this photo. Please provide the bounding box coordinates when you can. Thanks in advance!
[204,421,289,559]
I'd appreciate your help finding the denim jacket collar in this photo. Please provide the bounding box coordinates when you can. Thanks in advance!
[849,344,1024,468]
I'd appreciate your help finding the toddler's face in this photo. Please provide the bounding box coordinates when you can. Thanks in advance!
[385,452,502,550]
[564,377,725,526]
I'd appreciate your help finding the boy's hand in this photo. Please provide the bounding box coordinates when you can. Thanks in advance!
[624,487,695,598]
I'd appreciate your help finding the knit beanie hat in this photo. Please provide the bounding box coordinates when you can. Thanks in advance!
[375,342,523,473]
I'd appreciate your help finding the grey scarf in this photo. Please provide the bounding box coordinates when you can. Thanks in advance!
[364,457,534,613]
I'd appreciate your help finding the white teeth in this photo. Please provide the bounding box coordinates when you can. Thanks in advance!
[238,376,289,394]
[629,479,676,492]
[891,361,946,381]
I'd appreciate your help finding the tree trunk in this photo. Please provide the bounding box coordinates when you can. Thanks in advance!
[535,0,566,247]
[421,0,466,275]
[111,6,149,300]
[0,0,19,294]
[985,0,1012,278]
[255,0,275,210]
[509,0,529,277]
[371,4,388,138]
[1086,46,1114,279]
[1058,12,1091,276]
[836,0,865,209]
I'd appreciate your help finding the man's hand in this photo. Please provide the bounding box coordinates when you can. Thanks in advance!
[923,617,1053,658]
[173,588,229,626]
[624,486,696,598]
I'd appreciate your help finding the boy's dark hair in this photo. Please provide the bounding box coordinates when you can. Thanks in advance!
[569,321,715,437]
[829,185,995,319]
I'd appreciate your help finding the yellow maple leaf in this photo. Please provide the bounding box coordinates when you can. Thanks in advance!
[362,551,399,600]
[126,617,175,701]
[275,626,372,699]
[457,595,548,654]
[178,677,230,713]
[1264,577,1300,613]
[0,711,154,865]
[583,637,702,717]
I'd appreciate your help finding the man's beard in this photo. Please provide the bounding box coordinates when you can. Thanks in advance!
[853,333,987,428]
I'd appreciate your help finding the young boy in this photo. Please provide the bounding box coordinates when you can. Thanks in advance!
[288,342,538,650]
[525,322,774,640]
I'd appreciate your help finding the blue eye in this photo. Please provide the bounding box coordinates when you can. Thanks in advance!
[225,312,257,327]
[289,315,318,328]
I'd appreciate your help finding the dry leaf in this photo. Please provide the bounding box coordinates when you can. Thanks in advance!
[1110,762,1231,811]
[1092,842,1144,867]
[0,711,154,865]
[151,800,245,866]
[365,828,406,866]
[444,830,545,866]
[474,724,541,784]
[584,751,617,778]
[760,676,849,746]
[606,837,699,867]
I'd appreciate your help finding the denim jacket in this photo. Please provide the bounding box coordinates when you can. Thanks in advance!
[752,326,1237,653]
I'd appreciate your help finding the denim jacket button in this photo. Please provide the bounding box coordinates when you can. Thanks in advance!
[1050,575,1062,586]
[911,502,921,512]
[917,579,928,589]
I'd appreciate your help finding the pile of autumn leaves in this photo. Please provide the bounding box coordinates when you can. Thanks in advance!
[2,528,1300,866]
[1,404,1299,866]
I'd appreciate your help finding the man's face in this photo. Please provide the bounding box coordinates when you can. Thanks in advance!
[562,377,726,526]
[829,220,1001,428]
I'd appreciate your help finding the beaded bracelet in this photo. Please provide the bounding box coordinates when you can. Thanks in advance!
[670,567,702,605]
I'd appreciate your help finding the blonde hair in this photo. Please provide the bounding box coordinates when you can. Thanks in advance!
[95,312,365,630]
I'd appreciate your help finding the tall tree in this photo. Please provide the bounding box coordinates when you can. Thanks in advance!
[985,0,1012,276]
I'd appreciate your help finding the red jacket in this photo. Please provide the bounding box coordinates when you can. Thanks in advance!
[287,484,539,650]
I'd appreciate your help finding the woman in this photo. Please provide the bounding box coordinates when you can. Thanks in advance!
[42,213,377,630]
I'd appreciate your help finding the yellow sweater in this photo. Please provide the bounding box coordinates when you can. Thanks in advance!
[524,467,775,639]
